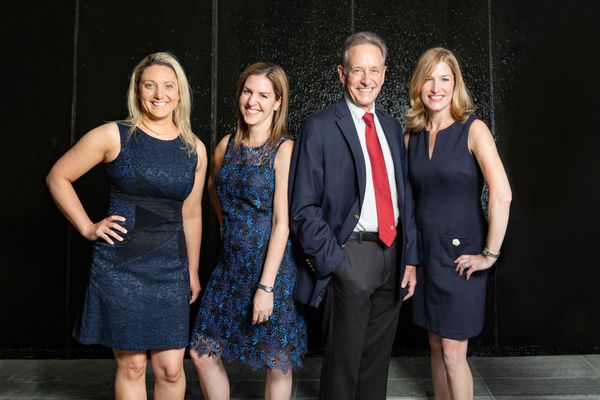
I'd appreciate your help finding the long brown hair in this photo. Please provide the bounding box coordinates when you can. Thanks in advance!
[405,47,474,134]
[232,62,290,150]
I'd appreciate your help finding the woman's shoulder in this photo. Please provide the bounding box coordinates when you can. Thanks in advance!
[85,122,121,144]
[213,134,232,150]
[467,116,495,150]
[193,135,207,151]
[193,136,207,160]
[466,115,490,135]
[273,137,294,169]
[279,133,295,143]
[213,134,232,158]
[277,137,294,151]
[272,134,295,152]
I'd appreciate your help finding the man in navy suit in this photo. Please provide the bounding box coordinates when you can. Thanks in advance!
[289,31,419,400]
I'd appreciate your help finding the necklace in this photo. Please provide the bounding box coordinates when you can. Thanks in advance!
[140,120,176,137]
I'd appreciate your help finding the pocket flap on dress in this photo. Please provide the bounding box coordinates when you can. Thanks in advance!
[440,234,472,264]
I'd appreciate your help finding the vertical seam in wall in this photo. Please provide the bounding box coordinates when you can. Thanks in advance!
[350,0,355,33]
[488,0,496,135]
[211,0,218,151]
[66,0,80,354]
[488,0,499,350]
[209,0,219,264]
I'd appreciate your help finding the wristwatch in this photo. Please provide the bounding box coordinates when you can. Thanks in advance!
[482,246,500,259]
[257,283,274,293]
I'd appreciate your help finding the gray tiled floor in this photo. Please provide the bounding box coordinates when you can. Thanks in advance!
[1,355,599,399]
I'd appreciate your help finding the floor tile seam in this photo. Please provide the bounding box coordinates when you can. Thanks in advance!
[470,360,483,378]
[492,396,600,399]
[470,356,595,366]
[480,375,600,380]
[582,355,600,375]
[387,377,432,381]
[478,375,496,398]
[291,378,299,399]
[383,397,432,400]
[411,376,496,398]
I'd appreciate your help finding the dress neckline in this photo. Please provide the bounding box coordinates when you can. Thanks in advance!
[425,120,458,161]
[137,126,181,142]
[240,142,267,151]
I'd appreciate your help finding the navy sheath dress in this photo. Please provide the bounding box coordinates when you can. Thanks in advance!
[73,122,197,350]
[408,115,488,339]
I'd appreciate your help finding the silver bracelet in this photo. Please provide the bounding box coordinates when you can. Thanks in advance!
[482,246,500,259]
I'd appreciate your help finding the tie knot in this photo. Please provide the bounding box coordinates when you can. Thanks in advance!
[362,112,374,125]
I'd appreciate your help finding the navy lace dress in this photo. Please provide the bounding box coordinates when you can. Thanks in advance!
[73,122,197,350]
[190,136,307,372]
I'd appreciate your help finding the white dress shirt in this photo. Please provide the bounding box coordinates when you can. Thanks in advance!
[344,96,399,233]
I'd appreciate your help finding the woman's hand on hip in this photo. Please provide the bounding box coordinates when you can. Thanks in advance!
[454,254,494,280]
[83,215,127,244]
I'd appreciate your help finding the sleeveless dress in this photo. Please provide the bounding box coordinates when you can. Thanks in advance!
[408,115,488,339]
[73,122,198,350]
[190,135,307,372]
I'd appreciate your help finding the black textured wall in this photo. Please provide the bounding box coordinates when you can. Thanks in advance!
[1,0,598,356]
[492,0,600,350]
[2,1,75,352]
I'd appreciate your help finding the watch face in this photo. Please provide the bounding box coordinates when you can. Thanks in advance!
[258,283,273,292]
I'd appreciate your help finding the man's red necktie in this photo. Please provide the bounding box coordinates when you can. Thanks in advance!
[362,112,396,247]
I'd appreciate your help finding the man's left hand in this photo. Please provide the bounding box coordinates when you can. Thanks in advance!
[401,265,417,301]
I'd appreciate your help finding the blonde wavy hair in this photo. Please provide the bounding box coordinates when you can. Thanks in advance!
[405,47,474,134]
[126,52,196,153]
[232,62,290,150]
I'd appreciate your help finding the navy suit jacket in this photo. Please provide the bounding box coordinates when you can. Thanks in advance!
[289,98,419,307]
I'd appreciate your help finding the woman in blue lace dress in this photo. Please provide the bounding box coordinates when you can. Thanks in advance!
[189,62,306,399]
[47,52,207,399]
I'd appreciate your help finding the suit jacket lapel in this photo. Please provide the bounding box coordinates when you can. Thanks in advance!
[335,99,366,209]
[376,110,406,204]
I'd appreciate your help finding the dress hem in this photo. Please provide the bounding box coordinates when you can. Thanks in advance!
[75,336,188,352]
[411,319,482,341]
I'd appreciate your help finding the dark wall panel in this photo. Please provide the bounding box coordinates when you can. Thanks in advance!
[355,0,491,122]
[492,0,600,350]
[0,2,76,350]
[215,0,353,137]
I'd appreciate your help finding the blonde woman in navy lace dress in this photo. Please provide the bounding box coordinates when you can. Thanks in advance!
[190,62,306,399]
[47,52,207,399]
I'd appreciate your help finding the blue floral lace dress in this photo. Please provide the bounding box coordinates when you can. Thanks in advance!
[190,135,306,372]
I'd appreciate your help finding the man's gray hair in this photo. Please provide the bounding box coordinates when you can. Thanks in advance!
[340,31,387,72]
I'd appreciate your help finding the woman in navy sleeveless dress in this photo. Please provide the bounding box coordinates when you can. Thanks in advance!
[405,48,511,398]
[190,62,306,399]
[47,52,207,399]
